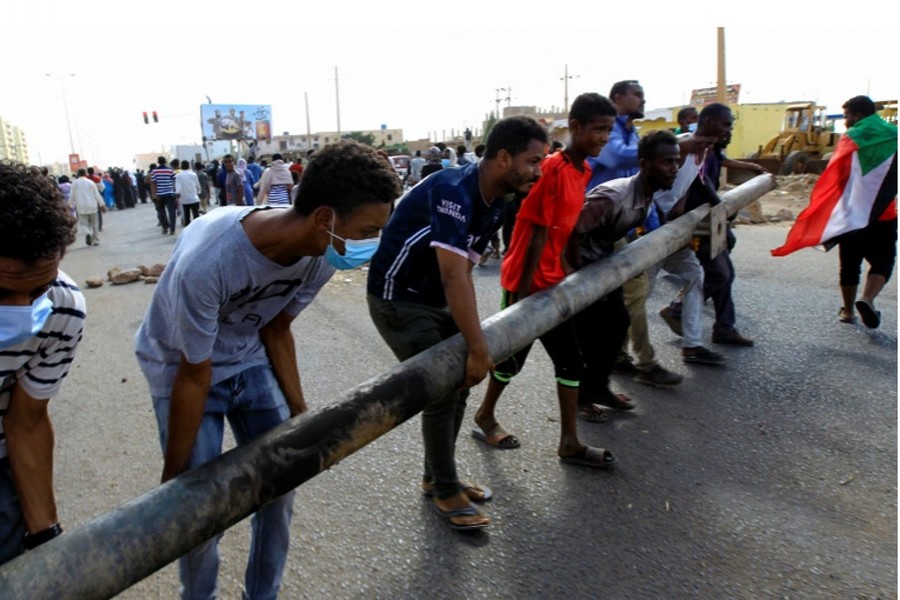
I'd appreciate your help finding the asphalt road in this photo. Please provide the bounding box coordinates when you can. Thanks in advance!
[48,202,896,599]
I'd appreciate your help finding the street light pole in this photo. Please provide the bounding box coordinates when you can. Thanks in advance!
[561,64,580,111]
[495,87,510,117]
[334,66,341,135]
[46,73,76,156]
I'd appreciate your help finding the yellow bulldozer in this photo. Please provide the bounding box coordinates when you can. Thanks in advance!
[747,102,841,175]
[876,99,897,125]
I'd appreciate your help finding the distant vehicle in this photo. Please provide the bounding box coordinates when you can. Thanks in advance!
[388,155,410,180]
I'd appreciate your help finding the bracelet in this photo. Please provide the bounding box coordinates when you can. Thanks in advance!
[23,523,63,550]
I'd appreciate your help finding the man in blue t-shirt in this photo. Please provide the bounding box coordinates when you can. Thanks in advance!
[367,116,548,531]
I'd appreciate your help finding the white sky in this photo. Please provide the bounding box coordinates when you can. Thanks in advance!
[3,3,897,168]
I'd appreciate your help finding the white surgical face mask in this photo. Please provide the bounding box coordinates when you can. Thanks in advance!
[0,290,54,349]
[687,123,698,133]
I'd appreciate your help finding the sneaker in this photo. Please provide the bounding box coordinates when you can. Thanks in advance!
[634,364,683,387]
[85,234,92,246]
[611,356,638,375]
[659,306,683,337]
[682,346,726,365]
[712,330,754,346]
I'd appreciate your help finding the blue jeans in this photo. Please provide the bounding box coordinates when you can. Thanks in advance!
[0,461,26,566]
[152,365,294,600]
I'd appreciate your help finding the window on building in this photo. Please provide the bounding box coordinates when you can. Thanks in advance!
[279,141,287,151]
[387,134,393,141]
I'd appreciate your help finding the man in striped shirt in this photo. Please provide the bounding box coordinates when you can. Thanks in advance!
[0,163,85,564]
[150,155,178,235]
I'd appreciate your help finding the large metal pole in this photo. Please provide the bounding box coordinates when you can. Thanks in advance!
[0,176,776,599]
[717,27,727,103]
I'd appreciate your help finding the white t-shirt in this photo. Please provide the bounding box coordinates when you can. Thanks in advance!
[0,271,85,460]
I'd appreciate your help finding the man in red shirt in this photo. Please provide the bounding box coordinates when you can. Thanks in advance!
[289,156,304,179]
[472,93,618,468]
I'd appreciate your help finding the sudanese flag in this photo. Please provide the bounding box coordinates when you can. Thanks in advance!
[771,114,897,257]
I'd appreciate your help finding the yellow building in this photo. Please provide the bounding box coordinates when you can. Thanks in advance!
[635,101,814,159]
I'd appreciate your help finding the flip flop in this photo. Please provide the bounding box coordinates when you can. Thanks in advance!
[577,403,610,423]
[471,424,521,449]
[559,446,616,469]
[838,307,857,324]
[421,480,493,503]
[593,389,635,411]
[430,499,490,531]
[855,300,881,329]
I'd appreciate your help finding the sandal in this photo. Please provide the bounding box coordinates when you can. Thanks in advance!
[430,499,490,531]
[559,446,617,469]
[855,300,881,329]
[838,307,857,323]
[422,480,493,503]
[577,403,610,423]
[471,424,521,449]
[593,389,635,411]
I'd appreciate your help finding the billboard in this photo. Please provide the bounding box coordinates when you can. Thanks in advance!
[690,84,741,107]
[200,104,272,141]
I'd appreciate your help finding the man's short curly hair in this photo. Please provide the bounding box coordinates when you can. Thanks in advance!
[293,140,401,217]
[0,162,77,261]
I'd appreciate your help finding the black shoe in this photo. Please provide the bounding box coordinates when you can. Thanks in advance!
[611,357,638,375]
[659,306,683,337]
[634,364,683,387]
[85,234,92,246]
[683,346,726,365]
[712,330,755,346]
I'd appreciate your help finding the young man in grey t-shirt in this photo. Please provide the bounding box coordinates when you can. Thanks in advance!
[135,141,400,600]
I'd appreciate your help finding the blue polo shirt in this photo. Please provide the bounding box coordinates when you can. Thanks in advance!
[586,115,639,190]
[367,162,505,308]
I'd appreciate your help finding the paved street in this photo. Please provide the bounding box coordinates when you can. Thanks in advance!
[49,202,896,599]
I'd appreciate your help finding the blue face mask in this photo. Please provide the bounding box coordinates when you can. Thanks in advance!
[0,290,54,350]
[324,213,380,270]
[687,122,698,133]
[441,158,450,168]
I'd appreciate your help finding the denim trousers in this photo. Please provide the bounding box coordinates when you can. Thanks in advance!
[367,294,467,500]
[152,365,294,600]
[157,194,178,232]
[0,461,26,566]
[648,246,705,348]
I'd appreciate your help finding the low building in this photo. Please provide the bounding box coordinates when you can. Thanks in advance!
[0,116,29,164]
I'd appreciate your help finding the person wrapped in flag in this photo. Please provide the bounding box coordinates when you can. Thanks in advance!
[772,95,897,329]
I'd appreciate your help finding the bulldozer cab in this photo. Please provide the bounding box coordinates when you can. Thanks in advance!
[749,102,839,176]
[876,100,897,125]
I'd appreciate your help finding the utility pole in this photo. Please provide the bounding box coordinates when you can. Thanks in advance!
[334,66,341,135]
[46,73,76,156]
[495,87,511,117]
[561,64,580,111]
[716,27,727,103]
[305,92,312,152]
